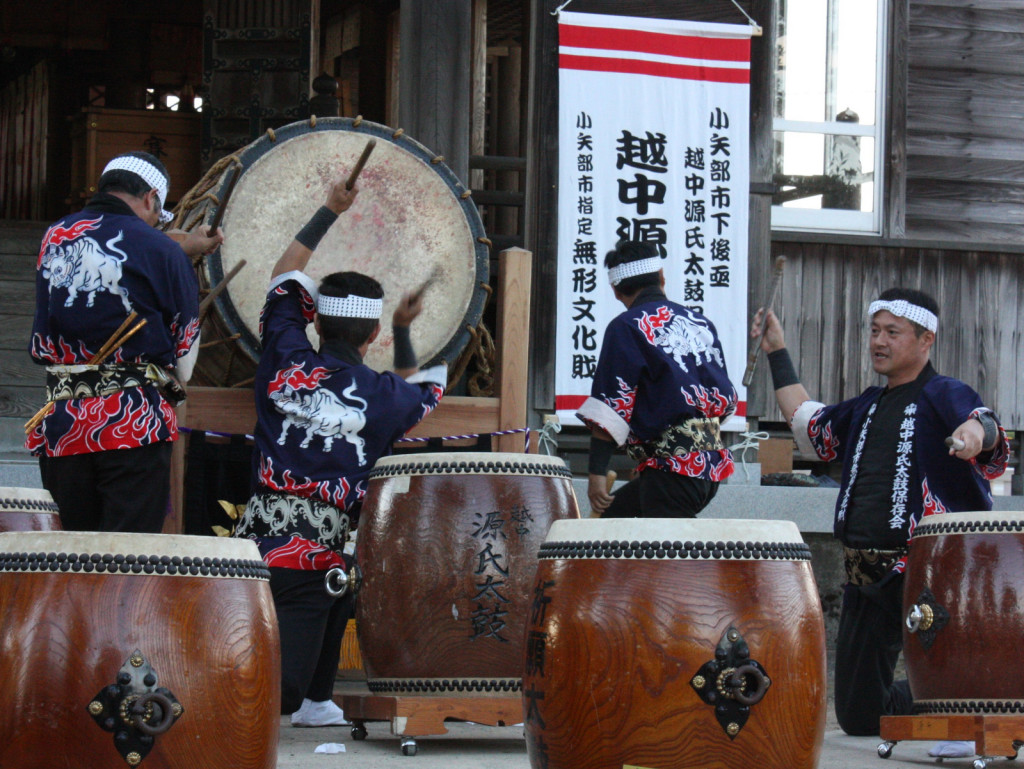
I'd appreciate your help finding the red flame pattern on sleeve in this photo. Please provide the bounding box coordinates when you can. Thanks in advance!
[807,412,839,461]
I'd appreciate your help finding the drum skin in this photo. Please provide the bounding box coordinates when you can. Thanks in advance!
[0,487,62,532]
[903,511,1024,712]
[0,532,280,769]
[355,452,580,697]
[524,518,826,769]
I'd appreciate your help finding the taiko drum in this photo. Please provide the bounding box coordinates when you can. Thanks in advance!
[355,452,580,697]
[524,518,827,769]
[902,510,1024,715]
[0,532,280,769]
[0,486,62,532]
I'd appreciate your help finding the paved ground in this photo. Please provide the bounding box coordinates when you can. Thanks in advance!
[269,683,998,769]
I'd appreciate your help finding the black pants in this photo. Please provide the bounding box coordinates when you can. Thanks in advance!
[38,441,172,533]
[834,574,914,735]
[270,567,355,715]
[603,469,719,518]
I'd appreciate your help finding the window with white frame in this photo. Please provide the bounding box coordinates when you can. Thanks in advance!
[772,0,888,233]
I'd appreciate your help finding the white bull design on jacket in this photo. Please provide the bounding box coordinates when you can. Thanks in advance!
[42,231,133,313]
[272,377,370,465]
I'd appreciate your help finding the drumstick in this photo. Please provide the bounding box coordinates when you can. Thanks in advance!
[345,139,376,190]
[945,436,966,452]
[742,255,787,388]
[25,316,148,433]
[207,164,241,233]
[591,471,617,519]
[410,267,443,302]
[199,259,247,318]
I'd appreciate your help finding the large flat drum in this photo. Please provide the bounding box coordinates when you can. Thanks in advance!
[524,518,827,769]
[355,452,580,698]
[0,532,279,768]
[903,510,1024,715]
[192,117,489,382]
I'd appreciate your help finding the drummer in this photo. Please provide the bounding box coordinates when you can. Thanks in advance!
[28,151,222,533]
[233,173,446,727]
[580,240,738,518]
[752,287,1008,751]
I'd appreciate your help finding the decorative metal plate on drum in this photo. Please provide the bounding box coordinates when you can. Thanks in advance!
[203,117,490,373]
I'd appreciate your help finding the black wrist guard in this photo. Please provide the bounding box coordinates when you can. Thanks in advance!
[393,325,416,370]
[768,348,800,389]
[588,435,616,476]
[975,412,999,450]
[295,206,339,250]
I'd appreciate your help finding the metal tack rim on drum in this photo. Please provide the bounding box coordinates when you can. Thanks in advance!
[910,510,1024,537]
[0,486,59,512]
[204,116,491,371]
[370,451,573,479]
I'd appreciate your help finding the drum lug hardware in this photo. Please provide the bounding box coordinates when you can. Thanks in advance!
[87,649,184,766]
[690,626,771,739]
[905,587,949,650]
[326,562,362,598]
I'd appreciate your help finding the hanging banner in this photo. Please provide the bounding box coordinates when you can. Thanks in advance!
[554,11,752,430]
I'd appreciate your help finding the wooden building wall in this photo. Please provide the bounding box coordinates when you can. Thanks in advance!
[0,223,45,420]
[748,238,1024,429]
[903,0,1024,243]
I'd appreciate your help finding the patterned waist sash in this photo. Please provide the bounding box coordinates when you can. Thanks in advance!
[46,363,185,405]
[627,416,724,463]
[236,491,351,552]
[843,546,908,586]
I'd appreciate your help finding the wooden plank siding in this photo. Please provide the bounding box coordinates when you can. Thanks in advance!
[746,240,1024,430]
[0,222,46,419]
[904,0,1024,242]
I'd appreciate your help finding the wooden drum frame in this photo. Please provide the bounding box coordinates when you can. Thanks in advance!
[523,518,827,769]
[0,487,62,532]
[354,451,580,699]
[902,510,1024,715]
[0,532,280,769]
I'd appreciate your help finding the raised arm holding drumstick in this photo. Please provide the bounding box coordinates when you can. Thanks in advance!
[752,287,1007,745]
[232,162,447,730]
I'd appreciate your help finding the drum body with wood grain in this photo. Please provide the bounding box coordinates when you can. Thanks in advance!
[523,518,826,769]
[0,532,279,769]
[355,452,580,697]
[0,487,62,532]
[902,511,1024,715]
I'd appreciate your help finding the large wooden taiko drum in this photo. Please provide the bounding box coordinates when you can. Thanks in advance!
[0,532,280,769]
[524,518,826,769]
[355,452,580,697]
[0,486,62,532]
[903,510,1024,715]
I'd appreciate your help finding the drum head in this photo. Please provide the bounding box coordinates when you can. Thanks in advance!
[206,117,489,372]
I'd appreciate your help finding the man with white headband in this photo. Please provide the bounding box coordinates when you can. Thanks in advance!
[753,287,1008,749]
[234,170,446,729]
[578,240,738,518]
[27,151,220,533]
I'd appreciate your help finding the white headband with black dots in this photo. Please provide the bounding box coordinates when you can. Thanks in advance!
[608,256,663,286]
[868,299,938,332]
[102,155,173,223]
[317,294,383,319]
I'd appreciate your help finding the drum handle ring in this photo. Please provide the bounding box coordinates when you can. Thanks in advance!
[906,603,934,633]
[130,692,176,736]
[325,563,362,598]
[725,664,770,706]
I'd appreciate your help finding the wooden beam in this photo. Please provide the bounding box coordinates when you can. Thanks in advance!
[495,247,532,453]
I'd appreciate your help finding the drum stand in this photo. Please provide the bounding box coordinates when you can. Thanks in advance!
[878,715,1024,769]
[337,693,522,756]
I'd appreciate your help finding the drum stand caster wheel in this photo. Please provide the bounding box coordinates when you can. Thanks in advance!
[401,737,418,756]
[877,741,897,759]
[972,759,992,769]
[350,722,367,740]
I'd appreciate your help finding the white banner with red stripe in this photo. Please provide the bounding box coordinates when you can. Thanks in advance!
[554,11,752,431]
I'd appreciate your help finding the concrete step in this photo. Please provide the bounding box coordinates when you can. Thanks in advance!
[0,451,40,488]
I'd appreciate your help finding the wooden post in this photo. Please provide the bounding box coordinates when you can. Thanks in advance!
[495,247,532,453]
[165,402,188,534]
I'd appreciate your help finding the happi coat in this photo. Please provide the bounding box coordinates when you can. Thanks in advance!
[577,288,737,481]
[245,270,444,569]
[27,194,200,457]
[791,367,1009,567]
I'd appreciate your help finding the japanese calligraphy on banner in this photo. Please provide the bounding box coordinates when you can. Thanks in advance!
[555,11,752,430]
